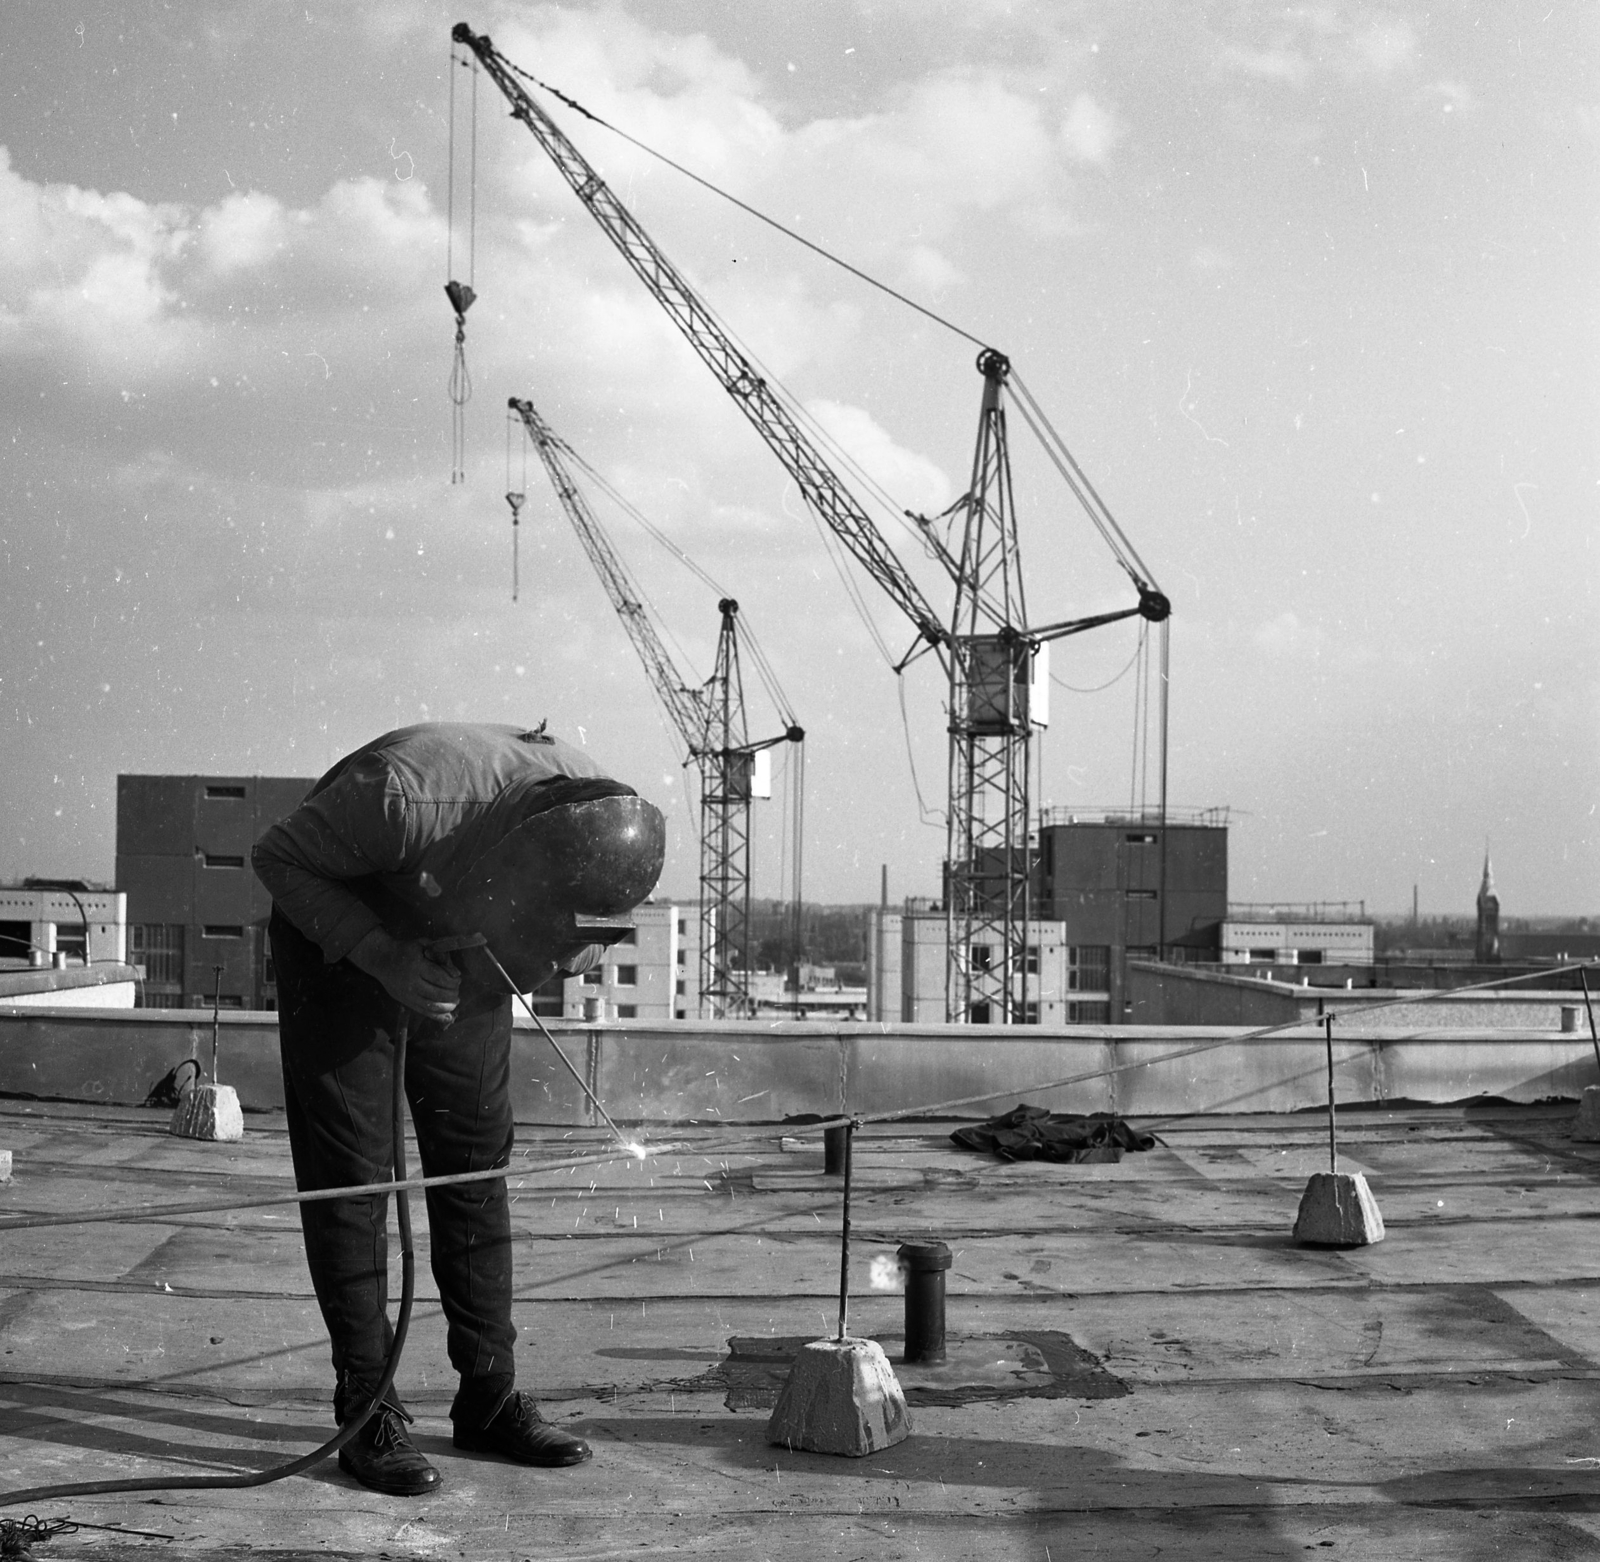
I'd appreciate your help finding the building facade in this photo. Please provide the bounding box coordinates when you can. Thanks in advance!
[560,902,702,1021]
[867,907,1103,1025]
[1033,807,1229,1018]
[1219,905,1375,967]
[0,883,127,969]
[116,774,314,1009]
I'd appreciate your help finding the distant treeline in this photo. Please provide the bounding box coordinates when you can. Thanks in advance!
[747,899,873,978]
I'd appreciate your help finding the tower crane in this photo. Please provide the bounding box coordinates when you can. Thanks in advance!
[458,24,1168,1025]
[508,396,803,1019]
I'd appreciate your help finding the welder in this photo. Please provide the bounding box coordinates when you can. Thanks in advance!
[252,721,664,1496]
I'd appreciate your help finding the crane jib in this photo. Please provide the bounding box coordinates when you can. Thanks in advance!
[454,22,949,662]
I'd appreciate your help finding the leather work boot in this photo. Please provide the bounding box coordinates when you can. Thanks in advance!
[452,1391,592,1467]
[337,1404,442,1496]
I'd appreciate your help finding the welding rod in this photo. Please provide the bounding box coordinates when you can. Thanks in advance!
[479,944,638,1152]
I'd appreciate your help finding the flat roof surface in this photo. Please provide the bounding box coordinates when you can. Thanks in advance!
[2,1097,1598,1560]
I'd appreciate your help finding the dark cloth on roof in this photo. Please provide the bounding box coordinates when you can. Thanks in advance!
[951,1103,1158,1164]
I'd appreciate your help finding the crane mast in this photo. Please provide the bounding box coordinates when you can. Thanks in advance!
[508,396,800,1019]
[945,349,1034,1023]
[466,25,1164,1024]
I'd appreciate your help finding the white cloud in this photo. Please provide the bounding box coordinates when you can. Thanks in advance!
[1425,79,1477,117]
[197,191,288,274]
[1253,611,1324,658]
[1220,44,1311,88]
[1058,93,1121,163]
[1218,8,1421,87]
[1350,18,1419,75]
[804,398,954,518]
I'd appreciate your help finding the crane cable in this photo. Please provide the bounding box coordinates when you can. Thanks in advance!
[446,45,479,484]
[487,59,1167,654]
[537,419,801,732]
[484,48,1172,830]
[497,55,990,355]
[504,408,527,600]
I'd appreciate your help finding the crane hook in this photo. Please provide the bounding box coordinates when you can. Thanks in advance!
[505,489,525,601]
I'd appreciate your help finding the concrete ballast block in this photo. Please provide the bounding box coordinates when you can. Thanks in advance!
[767,1337,912,1457]
[1572,1085,1600,1142]
[1294,1171,1385,1247]
[169,1083,244,1143]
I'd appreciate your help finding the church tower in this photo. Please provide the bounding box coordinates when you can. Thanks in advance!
[1474,852,1501,964]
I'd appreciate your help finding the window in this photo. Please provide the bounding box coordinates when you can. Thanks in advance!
[676,948,686,966]
[582,970,601,986]
[202,925,244,939]
[615,926,637,945]
[613,965,638,986]
[677,918,686,936]
[1299,949,1324,965]
[1249,948,1278,964]
[970,943,993,972]
[0,921,32,961]
[205,785,246,800]
[1125,832,1156,844]
[969,1001,992,1024]
[1024,944,1040,975]
[675,978,685,995]
[132,924,184,989]
[1067,946,1110,992]
[674,1008,686,1020]
[616,1004,637,1018]
[1068,1001,1112,1023]
[54,926,87,963]
[1022,1001,1040,1024]
[203,853,245,869]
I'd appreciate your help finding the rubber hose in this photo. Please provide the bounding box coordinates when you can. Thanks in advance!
[0,1013,419,1508]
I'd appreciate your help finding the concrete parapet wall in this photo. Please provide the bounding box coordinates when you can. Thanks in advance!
[0,964,138,1009]
[0,1007,1596,1121]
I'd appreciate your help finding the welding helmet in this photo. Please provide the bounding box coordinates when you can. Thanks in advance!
[440,794,666,993]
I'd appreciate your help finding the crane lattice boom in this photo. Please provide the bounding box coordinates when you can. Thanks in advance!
[509,396,798,1019]
[456,24,946,668]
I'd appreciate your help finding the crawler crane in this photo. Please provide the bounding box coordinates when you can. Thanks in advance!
[509,397,802,1019]
[460,24,1168,1023]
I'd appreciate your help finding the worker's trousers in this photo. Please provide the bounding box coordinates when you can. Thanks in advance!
[270,910,518,1428]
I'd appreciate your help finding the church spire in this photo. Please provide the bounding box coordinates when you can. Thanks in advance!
[1475,846,1500,964]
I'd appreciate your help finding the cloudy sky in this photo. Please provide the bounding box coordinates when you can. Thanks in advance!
[2,1,1595,917]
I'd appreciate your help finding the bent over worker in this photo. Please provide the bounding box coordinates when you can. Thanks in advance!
[252,721,664,1496]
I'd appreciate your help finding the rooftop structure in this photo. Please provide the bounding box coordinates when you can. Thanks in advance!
[116,773,314,1010]
[0,882,125,970]
[2,1079,1596,1557]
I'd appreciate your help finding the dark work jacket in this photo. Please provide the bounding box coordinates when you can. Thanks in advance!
[252,723,625,965]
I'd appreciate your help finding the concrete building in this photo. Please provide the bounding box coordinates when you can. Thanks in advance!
[116,774,313,1009]
[0,882,127,969]
[560,902,702,1021]
[866,906,1099,1025]
[1219,903,1375,967]
[1033,806,1230,1017]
